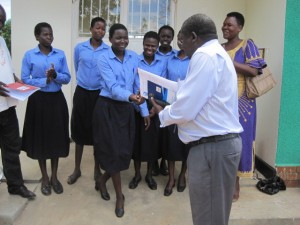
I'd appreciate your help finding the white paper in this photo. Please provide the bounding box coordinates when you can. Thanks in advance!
[138,68,178,104]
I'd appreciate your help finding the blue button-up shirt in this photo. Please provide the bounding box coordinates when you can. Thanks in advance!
[138,53,167,78]
[137,53,167,112]
[21,46,71,92]
[74,40,109,90]
[97,48,149,117]
[166,52,190,82]
[156,48,178,59]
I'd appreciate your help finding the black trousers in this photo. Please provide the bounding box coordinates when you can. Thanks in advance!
[0,107,24,192]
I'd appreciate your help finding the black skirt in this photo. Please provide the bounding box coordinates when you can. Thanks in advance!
[93,96,135,173]
[22,90,70,160]
[132,112,160,162]
[71,85,100,145]
[162,124,189,161]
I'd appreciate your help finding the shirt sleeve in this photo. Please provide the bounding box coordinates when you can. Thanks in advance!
[74,45,79,72]
[134,67,149,117]
[245,39,267,74]
[54,53,71,84]
[21,52,48,87]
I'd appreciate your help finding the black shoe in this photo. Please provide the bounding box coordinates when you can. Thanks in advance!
[115,195,125,218]
[9,185,36,200]
[160,160,169,176]
[152,161,159,176]
[95,179,110,200]
[67,171,81,185]
[164,181,175,196]
[128,176,141,189]
[177,177,186,192]
[115,207,124,218]
[100,191,110,201]
[41,183,51,196]
[145,176,157,190]
[51,180,63,194]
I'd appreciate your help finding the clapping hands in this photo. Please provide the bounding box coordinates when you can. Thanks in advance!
[46,64,57,84]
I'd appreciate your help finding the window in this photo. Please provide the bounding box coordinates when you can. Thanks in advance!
[128,0,171,38]
[78,0,172,37]
[79,0,121,36]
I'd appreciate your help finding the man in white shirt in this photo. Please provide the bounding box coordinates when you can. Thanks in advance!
[0,4,35,199]
[151,14,243,225]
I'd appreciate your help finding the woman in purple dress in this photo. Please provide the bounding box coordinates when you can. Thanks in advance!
[222,12,266,201]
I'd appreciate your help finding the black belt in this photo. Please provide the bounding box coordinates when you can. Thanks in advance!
[188,133,239,147]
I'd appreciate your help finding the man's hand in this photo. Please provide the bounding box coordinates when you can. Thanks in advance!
[0,81,9,97]
[149,107,156,118]
[150,97,163,114]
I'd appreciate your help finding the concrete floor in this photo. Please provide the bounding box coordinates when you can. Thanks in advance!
[1,143,300,225]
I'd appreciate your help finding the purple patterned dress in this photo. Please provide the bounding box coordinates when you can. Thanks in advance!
[226,39,266,178]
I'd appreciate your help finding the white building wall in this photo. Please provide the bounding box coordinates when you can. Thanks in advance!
[11,0,73,133]
[11,0,285,166]
[245,0,286,166]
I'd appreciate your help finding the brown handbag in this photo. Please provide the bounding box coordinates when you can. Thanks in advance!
[242,40,276,99]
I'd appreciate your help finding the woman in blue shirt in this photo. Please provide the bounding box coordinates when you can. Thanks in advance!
[67,17,109,186]
[129,31,167,191]
[163,31,190,196]
[21,22,71,196]
[93,23,149,218]
[153,25,178,176]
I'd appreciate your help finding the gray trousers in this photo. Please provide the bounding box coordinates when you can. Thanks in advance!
[187,136,242,225]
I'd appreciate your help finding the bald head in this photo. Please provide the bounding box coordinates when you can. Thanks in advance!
[181,13,218,42]
[0,4,7,30]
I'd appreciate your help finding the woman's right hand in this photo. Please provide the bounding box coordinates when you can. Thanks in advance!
[129,94,145,105]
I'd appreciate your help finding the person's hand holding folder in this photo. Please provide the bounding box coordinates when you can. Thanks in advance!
[150,97,164,115]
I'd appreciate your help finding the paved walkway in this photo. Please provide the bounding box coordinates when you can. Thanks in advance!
[1,143,300,225]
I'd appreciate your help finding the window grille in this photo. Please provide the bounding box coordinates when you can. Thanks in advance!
[128,0,171,38]
[78,0,171,38]
[79,0,121,36]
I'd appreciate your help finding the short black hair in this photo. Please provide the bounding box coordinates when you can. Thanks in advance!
[91,17,106,28]
[0,4,6,18]
[143,31,159,44]
[227,12,245,27]
[0,4,5,12]
[109,23,127,38]
[34,22,52,36]
[158,25,175,38]
[181,13,218,42]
